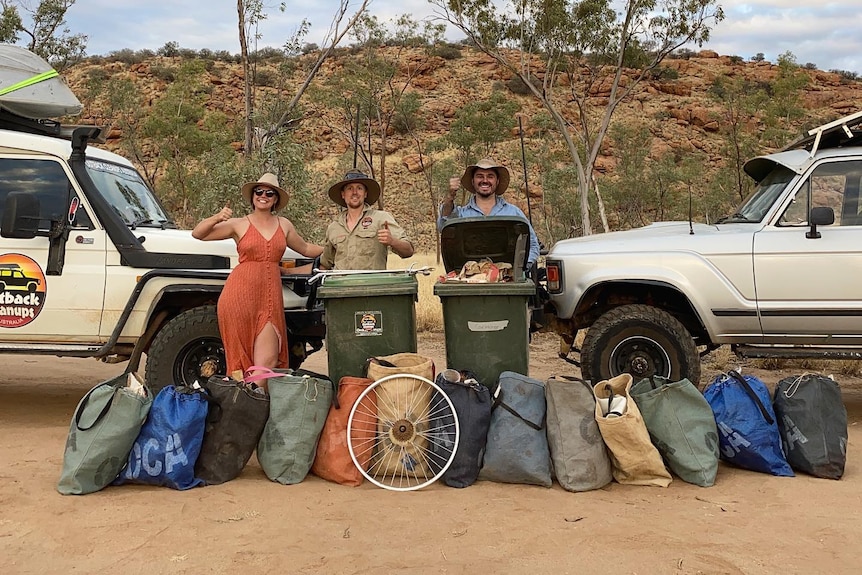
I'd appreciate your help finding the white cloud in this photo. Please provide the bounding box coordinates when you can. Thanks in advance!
[61,1,861,73]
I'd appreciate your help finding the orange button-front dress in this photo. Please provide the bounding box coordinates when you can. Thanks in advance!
[217,221,288,376]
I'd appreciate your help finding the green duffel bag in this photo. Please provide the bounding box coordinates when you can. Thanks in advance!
[631,375,720,487]
[57,372,153,495]
[257,368,333,485]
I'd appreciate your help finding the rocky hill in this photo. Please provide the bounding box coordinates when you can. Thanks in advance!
[63,46,862,251]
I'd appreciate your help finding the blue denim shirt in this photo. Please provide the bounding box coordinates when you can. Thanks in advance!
[437,195,541,268]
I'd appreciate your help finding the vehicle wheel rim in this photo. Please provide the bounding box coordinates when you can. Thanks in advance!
[609,335,672,379]
[173,337,225,386]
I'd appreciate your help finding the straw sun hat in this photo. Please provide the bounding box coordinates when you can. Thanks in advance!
[460,158,510,195]
[241,172,290,210]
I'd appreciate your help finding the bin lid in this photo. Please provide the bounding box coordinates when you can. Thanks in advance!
[440,216,530,280]
[317,271,418,298]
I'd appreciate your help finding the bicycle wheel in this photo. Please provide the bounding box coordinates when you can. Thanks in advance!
[347,373,460,491]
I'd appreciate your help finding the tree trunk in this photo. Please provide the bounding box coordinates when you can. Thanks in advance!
[237,0,254,155]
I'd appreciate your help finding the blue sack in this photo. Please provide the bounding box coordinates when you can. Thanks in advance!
[703,371,793,477]
[116,385,210,490]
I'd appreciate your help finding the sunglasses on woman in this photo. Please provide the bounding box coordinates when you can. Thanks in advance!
[253,187,277,198]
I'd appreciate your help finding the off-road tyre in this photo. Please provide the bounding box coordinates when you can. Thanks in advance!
[580,304,700,385]
[145,305,225,394]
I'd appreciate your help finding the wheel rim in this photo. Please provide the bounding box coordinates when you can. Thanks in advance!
[609,335,672,379]
[347,374,460,491]
[172,336,225,386]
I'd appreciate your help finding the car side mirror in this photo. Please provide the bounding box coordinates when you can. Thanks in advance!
[806,206,835,239]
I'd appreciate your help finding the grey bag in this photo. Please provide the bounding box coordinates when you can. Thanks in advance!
[631,376,720,487]
[545,375,613,492]
[257,369,333,485]
[57,373,152,495]
[479,371,551,487]
[774,373,848,479]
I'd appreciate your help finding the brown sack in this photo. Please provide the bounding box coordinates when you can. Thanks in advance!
[366,354,435,478]
[593,374,672,487]
[311,376,375,486]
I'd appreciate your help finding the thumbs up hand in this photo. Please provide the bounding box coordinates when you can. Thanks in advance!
[377,221,392,246]
[215,205,233,222]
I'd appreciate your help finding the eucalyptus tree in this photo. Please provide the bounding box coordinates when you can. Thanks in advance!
[430,0,724,235]
[0,0,86,70]
[312,13,444,208]
[235,0,370,155]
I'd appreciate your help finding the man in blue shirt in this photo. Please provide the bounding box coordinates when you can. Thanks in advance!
[437,158,541,269]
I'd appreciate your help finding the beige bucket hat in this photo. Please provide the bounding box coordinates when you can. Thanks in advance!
[460,158,510,195]
[241,172,289,210]
[327,169,381,207]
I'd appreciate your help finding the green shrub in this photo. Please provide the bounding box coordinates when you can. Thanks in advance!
[107,48,143,65]
[431,45,461,60]
[151,65,176,83]
[506,74,540,95]
[254,68,280,88]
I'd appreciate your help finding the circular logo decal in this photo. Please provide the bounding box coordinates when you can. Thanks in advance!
[0,253,47,328]
[360,313,378,331]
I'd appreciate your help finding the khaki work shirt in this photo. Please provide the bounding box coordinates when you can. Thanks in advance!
[321,206,412,270]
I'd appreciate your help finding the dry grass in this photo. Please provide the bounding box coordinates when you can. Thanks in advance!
[703,345,862,378]
[388,251,444,332]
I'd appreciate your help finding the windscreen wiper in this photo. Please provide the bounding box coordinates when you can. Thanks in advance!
[129,217,153,230]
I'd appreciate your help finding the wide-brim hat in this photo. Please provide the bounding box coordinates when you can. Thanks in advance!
[241,172,289,210]
[461,158,510,195]
[327,169,381,207]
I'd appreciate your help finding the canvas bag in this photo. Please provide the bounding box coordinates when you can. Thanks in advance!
[479,371,552,487]
[366,353,435,478]
[593,374,672,487]
[630,376,720,487]
[57,372,152,495]
[434,369,491,488]
[312,376,376,486]
[115,384,210,490]
[257,369,333,485]
[544,375,613,492]
[773,373,848,479]
[194,371,273,485]
[703,371,794,477]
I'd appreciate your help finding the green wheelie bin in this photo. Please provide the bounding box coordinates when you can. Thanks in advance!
[317,272,418,387]
[433,216,536,390]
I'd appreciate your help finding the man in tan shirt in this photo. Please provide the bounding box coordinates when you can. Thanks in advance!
[320,169,414,270]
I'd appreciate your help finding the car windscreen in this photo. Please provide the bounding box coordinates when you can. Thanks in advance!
[719,165,796,223]
[84,159,174,228]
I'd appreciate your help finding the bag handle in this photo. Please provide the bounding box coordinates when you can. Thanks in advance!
[367,357,398,368]
[491,387,545,431]
[555,374,594,395]
[603,383,626,418]
[243,366,281,384]
[74,380,117,431]
[727,370,774,425]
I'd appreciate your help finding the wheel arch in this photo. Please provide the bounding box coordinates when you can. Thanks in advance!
[574,280,711,346]
[127,284,222,372]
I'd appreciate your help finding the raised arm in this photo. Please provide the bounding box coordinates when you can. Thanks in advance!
[192,206,236,241]
[436,176,461,232]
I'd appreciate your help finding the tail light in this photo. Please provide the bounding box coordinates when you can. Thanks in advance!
[545,261,562,293]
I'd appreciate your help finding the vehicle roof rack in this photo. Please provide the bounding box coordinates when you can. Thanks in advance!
[0,108,107,143]
[783,110,862,157]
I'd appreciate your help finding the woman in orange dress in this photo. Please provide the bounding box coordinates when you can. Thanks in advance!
[192,173,323,386]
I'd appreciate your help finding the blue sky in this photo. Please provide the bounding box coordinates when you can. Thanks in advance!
[63,1,861,73]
